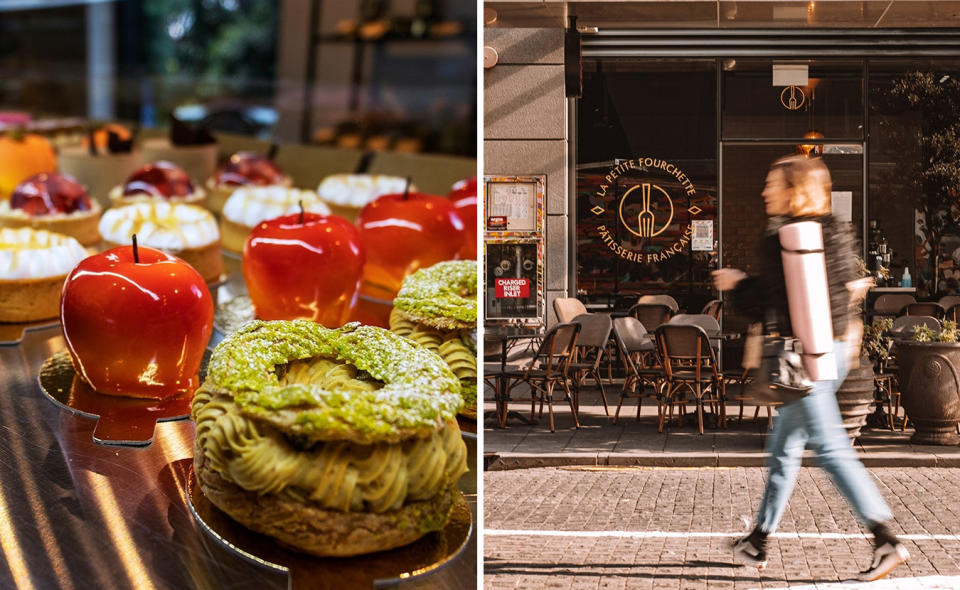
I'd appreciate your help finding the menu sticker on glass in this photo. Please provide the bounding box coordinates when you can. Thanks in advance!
[691,219,714,251]
[487,181,537,231]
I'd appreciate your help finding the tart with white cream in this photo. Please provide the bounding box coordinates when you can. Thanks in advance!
[0,173,101,246]
[0,227,88,322]
[99,202,223,283]
[108,161,206,208]
[221,186,331,253]
[316,174,410,222]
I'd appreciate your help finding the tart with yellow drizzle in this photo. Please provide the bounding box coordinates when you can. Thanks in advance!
[0,227,87,322]
[191,320,468,557]
[99,201,223,283]
[389,260,477,419]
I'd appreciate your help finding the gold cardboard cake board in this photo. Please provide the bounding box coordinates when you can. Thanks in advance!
[38,349,206,447]
[0,319,60,346]
[187,468,473,589]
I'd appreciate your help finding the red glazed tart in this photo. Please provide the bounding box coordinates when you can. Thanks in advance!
[0,173,102,246]
[109,161,206,208]
[205,152,291,215]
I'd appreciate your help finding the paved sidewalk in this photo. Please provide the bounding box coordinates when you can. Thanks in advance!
[484,388,960,469]
[484,466,960,589]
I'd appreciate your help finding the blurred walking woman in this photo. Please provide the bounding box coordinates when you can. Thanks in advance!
[713,155,909,582]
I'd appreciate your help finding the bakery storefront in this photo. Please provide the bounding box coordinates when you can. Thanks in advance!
[484,3,960,333]
[0,2,477,588]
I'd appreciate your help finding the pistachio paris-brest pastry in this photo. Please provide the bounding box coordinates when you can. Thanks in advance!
[389,260,477,419]
[191,320,468,557]
[99,202,224,284]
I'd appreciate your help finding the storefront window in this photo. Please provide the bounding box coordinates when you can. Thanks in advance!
[868,59,960,297]
[576,59,718,312]
[722,59,864,140]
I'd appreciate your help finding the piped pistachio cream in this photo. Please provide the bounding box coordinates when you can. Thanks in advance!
[192,320,468,514]
[392,260,477,331]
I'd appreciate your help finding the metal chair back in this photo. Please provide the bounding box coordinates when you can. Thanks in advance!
[939,295,960,311]
[669,314,721,336]
[638,294,679,313]
[612,316,652,355]
[872,293,916,316]
[554,297,588,323]
[627,303,674,332]
[571,313,612,350]
[700,299,723,321]
[902,302,945,319]
[655,324,721,382]
[890,315,941,339]
[523,322,581,379]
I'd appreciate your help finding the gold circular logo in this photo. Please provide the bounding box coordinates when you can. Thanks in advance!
[780,86,805,110]
[618,183,674,238]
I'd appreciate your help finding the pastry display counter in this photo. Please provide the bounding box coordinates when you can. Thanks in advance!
[0,253,477,590]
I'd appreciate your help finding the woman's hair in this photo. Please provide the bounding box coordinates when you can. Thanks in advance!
[769,155,832,217]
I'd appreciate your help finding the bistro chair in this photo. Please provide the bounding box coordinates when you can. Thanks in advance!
[611,317,663,424]
[553,297,588,324]
[499,322,581,432]
[567,313,613,416]
[700,299,723,322]
[938,295,960,311]
[637,294,680,314]
[901,302,945,319]
[627,303,674,333]
[890,315,941,340]
[946,303,960,324]
[871,293,916,320]
[654,324,727,435]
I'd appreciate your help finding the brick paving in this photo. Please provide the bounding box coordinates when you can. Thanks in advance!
[483,467,960,589]
[484,387,960,469]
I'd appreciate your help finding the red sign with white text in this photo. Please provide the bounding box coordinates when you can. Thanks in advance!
[495,278,530,298]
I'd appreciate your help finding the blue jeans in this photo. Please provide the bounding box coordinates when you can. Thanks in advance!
[756,340,893,533]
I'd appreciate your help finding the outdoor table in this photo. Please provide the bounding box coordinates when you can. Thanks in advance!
[484,324,546,426]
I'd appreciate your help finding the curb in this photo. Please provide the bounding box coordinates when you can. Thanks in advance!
[485,451,959,471]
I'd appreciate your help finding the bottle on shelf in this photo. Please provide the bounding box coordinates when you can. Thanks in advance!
[901,267,912,288]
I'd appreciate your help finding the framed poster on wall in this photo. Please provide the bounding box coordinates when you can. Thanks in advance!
[483,175,545,235]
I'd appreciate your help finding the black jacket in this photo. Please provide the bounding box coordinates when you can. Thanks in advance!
[732,215,857,338]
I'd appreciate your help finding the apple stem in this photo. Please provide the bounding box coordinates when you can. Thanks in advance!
[132,234,139,263]
[403,177,412,201]
[298,200,304,225]
[268,142,279,160]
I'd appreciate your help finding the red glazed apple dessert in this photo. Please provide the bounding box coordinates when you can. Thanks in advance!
[448,177,477,259]
[0,227,87,323]
[0,173,102,246]
[108,161,206,207]
[243,212,364,327]
[316,174,410,222]
[221,186,330,253]
[356,189,465,296]
[60,243,214,399]
[205,152,291,215]
[99,202,224,283]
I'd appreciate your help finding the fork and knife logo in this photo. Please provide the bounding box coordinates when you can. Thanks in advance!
[619,182,674,238]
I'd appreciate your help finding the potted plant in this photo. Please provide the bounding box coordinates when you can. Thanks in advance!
[896,320,960,445]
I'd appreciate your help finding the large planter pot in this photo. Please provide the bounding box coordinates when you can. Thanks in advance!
[836,354,875,440]
[896,341,960,445]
